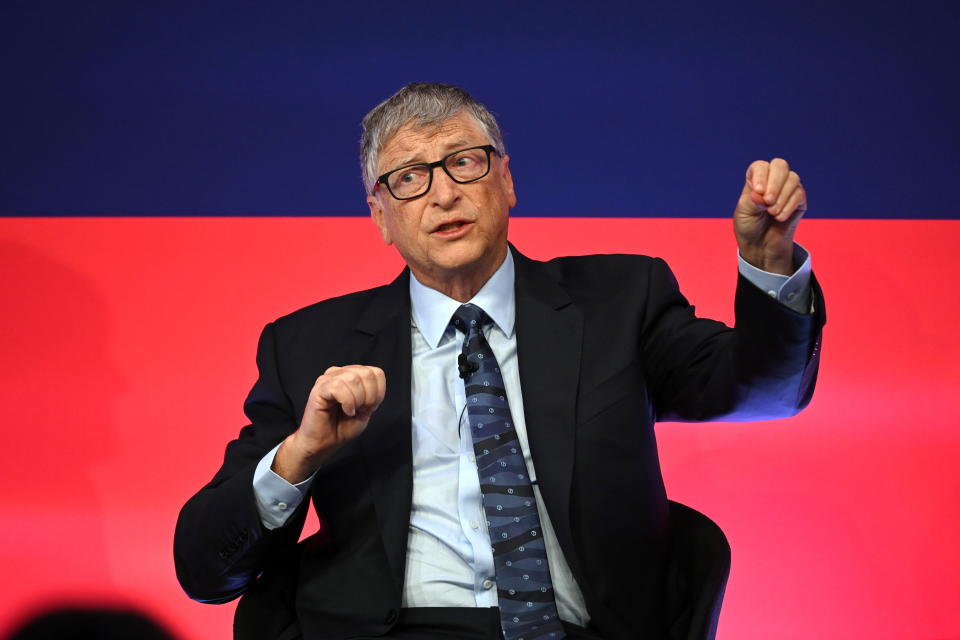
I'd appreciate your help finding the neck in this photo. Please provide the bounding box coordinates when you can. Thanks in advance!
[414,246,508,302]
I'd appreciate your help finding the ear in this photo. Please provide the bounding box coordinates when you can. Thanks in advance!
[367,194,393,245]
[499,155,517,209]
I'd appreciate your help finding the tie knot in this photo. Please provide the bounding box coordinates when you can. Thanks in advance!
[451,303,492,335]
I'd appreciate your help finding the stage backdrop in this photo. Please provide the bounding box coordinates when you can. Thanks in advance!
[1,217,959,640]
[2,1,957,219]
[3,1,959,638]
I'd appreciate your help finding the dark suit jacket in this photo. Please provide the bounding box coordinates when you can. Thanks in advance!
[174,247,824,640]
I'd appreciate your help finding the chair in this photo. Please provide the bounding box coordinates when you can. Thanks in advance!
[664,500,731,640]
[235,502,730,640]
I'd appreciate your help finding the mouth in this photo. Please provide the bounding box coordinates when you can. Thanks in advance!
[431,219,473,235]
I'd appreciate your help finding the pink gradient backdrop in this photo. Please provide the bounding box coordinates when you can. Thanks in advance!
[1,218,957,639]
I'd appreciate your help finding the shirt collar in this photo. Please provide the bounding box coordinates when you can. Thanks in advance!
[409,250,516,349]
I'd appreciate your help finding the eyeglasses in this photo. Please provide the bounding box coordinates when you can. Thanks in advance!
[373,144,498,200]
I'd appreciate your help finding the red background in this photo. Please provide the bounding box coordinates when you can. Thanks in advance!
[1,217,958,639]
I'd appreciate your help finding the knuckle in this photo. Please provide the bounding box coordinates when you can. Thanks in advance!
[342,374,362,390]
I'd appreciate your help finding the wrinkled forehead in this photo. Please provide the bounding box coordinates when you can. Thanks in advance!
[378,112,490,170]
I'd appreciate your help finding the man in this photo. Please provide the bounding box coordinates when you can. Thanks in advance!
[174,83,824,640]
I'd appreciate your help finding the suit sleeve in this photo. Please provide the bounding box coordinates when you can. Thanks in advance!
[173,322,309,603]
[640,258,825,422]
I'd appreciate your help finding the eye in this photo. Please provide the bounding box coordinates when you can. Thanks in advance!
[455,151,483,167]
[390,165,428,185]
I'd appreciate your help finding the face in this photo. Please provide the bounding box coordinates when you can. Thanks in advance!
[366,111,516,297]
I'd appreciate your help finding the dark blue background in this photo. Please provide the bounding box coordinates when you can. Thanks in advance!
[2,0,957,218]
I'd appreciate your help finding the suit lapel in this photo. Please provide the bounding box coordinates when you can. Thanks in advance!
[339,269,413,594]
[511,247,585,582]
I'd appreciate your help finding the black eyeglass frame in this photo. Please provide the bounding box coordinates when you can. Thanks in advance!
[372,144,499,200]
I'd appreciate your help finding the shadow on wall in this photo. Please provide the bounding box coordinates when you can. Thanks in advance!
[0,239,125,613]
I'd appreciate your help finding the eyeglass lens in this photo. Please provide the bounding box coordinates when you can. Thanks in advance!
[387,147,490,199]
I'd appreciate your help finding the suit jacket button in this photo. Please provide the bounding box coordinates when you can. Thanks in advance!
[384,609,399,625]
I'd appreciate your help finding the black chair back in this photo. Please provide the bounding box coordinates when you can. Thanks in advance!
[665,500,731,640]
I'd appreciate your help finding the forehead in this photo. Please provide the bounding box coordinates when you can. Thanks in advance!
[379,112,489,169]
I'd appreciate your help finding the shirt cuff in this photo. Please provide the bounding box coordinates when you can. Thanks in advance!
[737,243,813,314]
[252,442,317,530]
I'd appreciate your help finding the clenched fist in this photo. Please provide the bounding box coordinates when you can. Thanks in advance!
[734,158,807,276]
[273,365,386,483]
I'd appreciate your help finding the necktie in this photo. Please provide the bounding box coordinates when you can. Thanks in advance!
[452,303,566,640]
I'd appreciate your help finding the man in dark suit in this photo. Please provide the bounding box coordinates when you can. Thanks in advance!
[174,83,823,640]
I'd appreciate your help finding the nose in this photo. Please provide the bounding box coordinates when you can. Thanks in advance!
[428,165,460,209]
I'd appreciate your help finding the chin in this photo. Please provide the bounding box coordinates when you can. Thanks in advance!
[432,240,486,265]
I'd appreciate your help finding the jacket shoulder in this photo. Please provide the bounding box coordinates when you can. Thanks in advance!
[539,253,668,296]
[272,284,390,328]
[262,276,406,355]
[545,252,661,272]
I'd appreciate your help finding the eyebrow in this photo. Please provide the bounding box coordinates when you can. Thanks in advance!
[388,138,479,169]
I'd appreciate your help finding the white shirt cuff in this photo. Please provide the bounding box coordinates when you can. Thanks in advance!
[738,243,813,314]
[252,442,316,530]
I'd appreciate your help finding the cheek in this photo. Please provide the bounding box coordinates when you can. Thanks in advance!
[389,216,426,253]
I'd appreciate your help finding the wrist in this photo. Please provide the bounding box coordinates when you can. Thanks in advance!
[739,244,795,276]
[273,432,335,483]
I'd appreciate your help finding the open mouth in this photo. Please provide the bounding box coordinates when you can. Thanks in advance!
[433,220,471,233]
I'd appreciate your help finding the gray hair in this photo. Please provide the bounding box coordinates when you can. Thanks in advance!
[360,83,506,194]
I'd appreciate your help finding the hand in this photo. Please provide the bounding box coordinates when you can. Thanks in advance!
[273,365,386,483]
[734,158,807,275]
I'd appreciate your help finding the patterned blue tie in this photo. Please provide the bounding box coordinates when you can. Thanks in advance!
[452,303,566,640]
